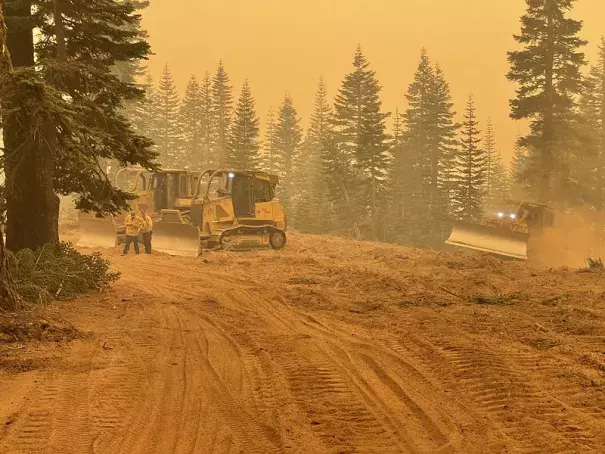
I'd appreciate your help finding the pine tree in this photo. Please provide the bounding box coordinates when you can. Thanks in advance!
[178,75,203,169]
[3,0,156,251]
[129,72,158,141]
[452,95,487,220]
[117,71,159,179]
[227,79,260,170]
[261,107,277,173]
[200,72,215,168]
[396,50,434,246]
[577,37,605,211]
[395,50,458,246]
[433,63,460,197]
[332,45,390,239]
[211,60,233,168]
[156,63,181,167]
[273,93,303,210]
[507,0,587,204]
[110,1,149,85]
[484,118,497,201]
[294,77,334,233]
[489,152,511,207]
[386,108,407,242]
[483,119,510,208]
[108,0,149,85]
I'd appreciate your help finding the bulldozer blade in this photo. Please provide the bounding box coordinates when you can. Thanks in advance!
[445,220,529,260]
[152,221,200,257]
[76,213,118,249]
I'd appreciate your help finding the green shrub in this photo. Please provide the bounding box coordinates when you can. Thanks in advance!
[9,242,120,304]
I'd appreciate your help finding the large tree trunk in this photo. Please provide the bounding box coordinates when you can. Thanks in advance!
[3,0,60,252]
[0,1,22,311]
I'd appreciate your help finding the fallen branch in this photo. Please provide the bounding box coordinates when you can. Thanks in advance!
[438,285,465,300]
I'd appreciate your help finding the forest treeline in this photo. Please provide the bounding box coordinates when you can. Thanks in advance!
[124,50,514,246]
[125,14,604,247]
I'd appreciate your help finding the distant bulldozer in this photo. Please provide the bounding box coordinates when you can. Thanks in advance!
[446,201,555,260]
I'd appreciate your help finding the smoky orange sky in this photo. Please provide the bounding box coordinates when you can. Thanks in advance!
[142,0,604,165]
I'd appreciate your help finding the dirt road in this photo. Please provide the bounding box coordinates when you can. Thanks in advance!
[1,233,605,453]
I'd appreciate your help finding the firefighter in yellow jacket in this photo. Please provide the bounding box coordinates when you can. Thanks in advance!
[122,210,143,255]
[140,208,153,254]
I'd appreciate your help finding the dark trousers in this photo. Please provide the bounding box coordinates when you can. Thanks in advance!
[123,235,139,254]
[142,231,152,254]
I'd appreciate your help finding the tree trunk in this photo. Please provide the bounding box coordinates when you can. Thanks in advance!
[541,0,556,204]
[0,1,22,311]
[3,0,60,252]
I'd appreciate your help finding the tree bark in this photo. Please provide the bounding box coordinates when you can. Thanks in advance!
[3,0,60,252]
[0,0,22,311]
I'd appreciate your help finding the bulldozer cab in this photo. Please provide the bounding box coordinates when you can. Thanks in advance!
[207,171,276,217]
[150,170,192,213]
[516,202,554,230]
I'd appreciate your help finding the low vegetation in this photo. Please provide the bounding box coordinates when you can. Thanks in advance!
[8,242,120,304]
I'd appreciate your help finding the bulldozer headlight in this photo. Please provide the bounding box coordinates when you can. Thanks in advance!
[497,212,504,218]
[510,213,517,219]
[228,172,235,178]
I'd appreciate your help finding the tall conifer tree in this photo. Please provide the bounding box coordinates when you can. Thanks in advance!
[295,77,334,232]
[200,72,214,168]
[156,63,181,167]
[433,64,459,196]
[227,79,260,170]
[3,0,156,251]
[507,0,586,204]
[273,93,303,210]
[396,50,458,246]
[261,107,277,173]
[179,74,203,169]
[577,37,605,211]
[483,119,510,208]
[211,60,233,168]
[452,95,487,220]
[333,45,390,239]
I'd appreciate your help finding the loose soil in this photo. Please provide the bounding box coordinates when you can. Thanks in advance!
[1,229,604,453]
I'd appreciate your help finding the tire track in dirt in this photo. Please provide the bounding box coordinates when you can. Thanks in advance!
[503,350,605,437]
[223,288,459,453]
[435,344,599,453]
[267,333,405,453]
[46,344,95,453]
[2,382,60,453]
[117,263,287,452]
[128,261,408,452]
[176,307,286,453]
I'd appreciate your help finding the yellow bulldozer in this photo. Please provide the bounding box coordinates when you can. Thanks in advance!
[76,167,203,248]
[152,169,287,256]
[445,201,555,260]
[77,168,287,256]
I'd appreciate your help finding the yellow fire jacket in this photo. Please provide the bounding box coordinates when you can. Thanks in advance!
[124,214,143,236]
[140,215,153,233]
